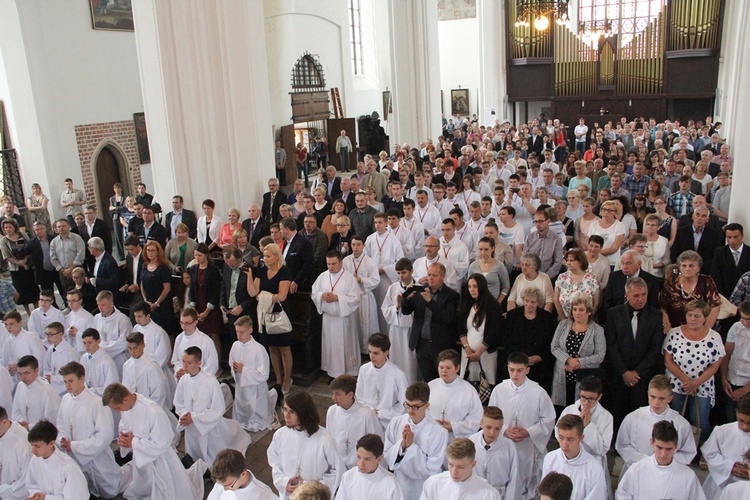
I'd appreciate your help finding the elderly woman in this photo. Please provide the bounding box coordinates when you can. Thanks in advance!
[217,208,242,249]
[232,229,260,268]
[664,299,725,443]
[458,273,503,385]
[660,250,721,333]
[286,179,306,205]
[551,293,606,407]
[71,266,97,313]
[505,286,557,391]
[643,214,670,278]
[278,204,293,221]
[507,253,554,312]
[554,248,600,319]
[328,215,354,256]
[197,199,223,253]
[586,200,627,268]
[0,218,37,315]
[164,222,197,272]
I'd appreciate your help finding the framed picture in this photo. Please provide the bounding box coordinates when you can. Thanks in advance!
[382,91,392,121]
[133,113,150,165]
[451,89,469,116]
[89,0,134,31]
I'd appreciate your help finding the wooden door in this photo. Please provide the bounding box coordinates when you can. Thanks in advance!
[95,146,121,232]
[281,124,297,186]
[327,118,356,171]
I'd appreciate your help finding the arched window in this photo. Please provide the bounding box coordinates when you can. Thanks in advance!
[291,53,327,92]
[578,0,664,48]
[348,0,363,75]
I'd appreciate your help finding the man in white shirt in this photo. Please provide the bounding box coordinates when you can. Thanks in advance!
[207,449,276,499]
[92,290,132,377]
[574,118,588,155]
[343,236,380,354]
[508,182,537,233]
[132,301,176,402]
[12,355,61,430]
[412,237,459,291]
[406,171,433,203]
[171,307,220,380]
[24,420,89,499]
[427,350,483,440]
[122,332,169,408]
[356,333,408,431]
[498,206,525,269]
[64,289,94,353]
[420,438,500,499]
[27,289,65,341]
[42,321,78,396]
[336,434,404,499]
[387,209,415,259]
[450,208,479,261]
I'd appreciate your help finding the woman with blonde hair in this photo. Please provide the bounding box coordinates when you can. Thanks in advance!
[218,208,242,248]
[586,200,627,268]
[164,222,197,272]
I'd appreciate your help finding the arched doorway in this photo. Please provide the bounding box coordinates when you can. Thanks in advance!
[93,143,130,258]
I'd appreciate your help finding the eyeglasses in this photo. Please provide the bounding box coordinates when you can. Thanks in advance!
[221,470,248,491]
[282,406,297,415]
[580,395,599,404]
[403,402,427,411]
[533,219,548,224]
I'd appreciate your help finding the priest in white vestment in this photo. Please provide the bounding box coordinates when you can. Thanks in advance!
[0,407,31,500]
[104,383,207,499]
[356,333,408,431]
[1,312,46,387]
[12,356,61,430]
[42,321,79,396]
[133,302,177,405]
[92,290,132,377]
[343,237,380,355]
[172,307,220,379]
[207,449,277,500]
[382,261,419,383]
[56,361,124,498]
[24,420,89,499]
[419,438,501,500]
[365,214,404,333]
[312,252,361,378]
[470,407,521,499]
[427,350,483,440]
[80,328,120,396]
[412,236,459,291]
[335,433,403,500]
[701,397,750,499]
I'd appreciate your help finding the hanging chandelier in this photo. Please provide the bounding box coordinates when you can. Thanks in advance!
[514,0,571,30]
[577,19,614,43]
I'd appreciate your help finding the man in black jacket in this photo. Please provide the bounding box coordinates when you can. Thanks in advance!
[605,277,664,430]
[220,245,254,355]
[22,222,65,305]
[78,205,112,272]
[601,250,661,323]
[134,206,168,250]
[401,262,460,382]
[86,236,120,295]
[242,204,271,250]
[164,195,198,240]
[670,206,723,272]
[711,223,750,298]
[261,178,286,222]
[280,217,314,293]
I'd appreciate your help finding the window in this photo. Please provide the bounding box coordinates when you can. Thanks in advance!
[348,0,363,75]
[578,0,664,47]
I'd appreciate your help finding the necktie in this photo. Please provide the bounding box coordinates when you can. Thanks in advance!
[88,354,92,360]
[484,444,491,450]
[250,221,255,236]
[734,250,740,266]
[631,311,639,339]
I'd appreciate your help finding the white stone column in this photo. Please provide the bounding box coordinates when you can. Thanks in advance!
[477,0,508,124]
[132,0,274,214]
[387,0,442,147]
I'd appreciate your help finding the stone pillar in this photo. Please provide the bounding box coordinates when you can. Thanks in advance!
[477,0,509,124]
[132,0,274,214]
[387,0,442,147]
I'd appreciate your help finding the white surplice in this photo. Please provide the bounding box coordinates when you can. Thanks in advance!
[335,466,404,500]
[43,339,79,396]
[412,255,459,291]
[312,269,361,378]
[470,430,521,499]
[27,305,65,341]
[171,328,219,379]
[382,280,419,384]
[389,225,415,260]
[64,307,94,353]
[439,235,470,282]
[122,353,168,407]
[24,449,89,499]
[701,421,750,499]
[134,319,176,404]
[343,253,380,355]
[488,378,556,500]
[419,471,501,500]
[0,364,13,414]
[2,330,46,386]
[0,421,31,500]
[427,377,484,439]
[615,454,706,500]
[174,369,252,466]
[415,203,443,238]
[118,393,207,499]
[401,216,426,259]
[56,387,123,498]
[267,426,344,500]
[356,360,408,431]
[206,473,277,499]
[228,337,277,432]
[326,400,383,469]
[80,348,120,396]
[455,223,480,261]
[717,480,750,500]
[542,447,608,500]
[365,231,404,333]
[615,406,697,476]
[92,308,132,377]
[11,377,60,429]
[383,413,449,500]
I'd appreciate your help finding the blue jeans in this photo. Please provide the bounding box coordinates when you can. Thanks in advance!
[297,161,309,187]
[670,392,711,444]
[575,141,586,155]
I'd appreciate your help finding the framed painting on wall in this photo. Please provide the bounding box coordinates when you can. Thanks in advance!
[133,113,150,164]
[89,0,135,31]
[382,91,392,121]
[451,89,469,116]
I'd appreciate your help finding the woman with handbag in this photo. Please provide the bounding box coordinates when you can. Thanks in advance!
[458,273,503,388]
[246,243,293,394]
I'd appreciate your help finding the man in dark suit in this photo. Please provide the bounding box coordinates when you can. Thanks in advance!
[21,222,66,305]
[671,206,723,272]
[79,205,112,272]
[677,195,723,233]
[601,250,661,322]
[711,223,750,298]
[220,246,254,353]
[86,236,120,295]
[401,262,460,382]
[164,195,198,240]
[135,182,154,208]
[334,177,356,213]
[134,206,168,250]
[529,127,545,158]
[605,277,665,430]
[118,236,143,313]
[280,217,315,293]
[324,166,342,200]
[242,204,271,250]
[262,178,286,222]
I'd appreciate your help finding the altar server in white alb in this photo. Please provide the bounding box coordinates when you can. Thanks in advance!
[469,406,520,499]
[615,374,696,476]
[701,394,750,499]
[427,349,484,440]
[174,346,252,466]
[356,333,408,431]
[267,391,344,500]
[0,405,32,500]
[2,310,45,387]
[207,448,277,500]
[365,212,404,333]
[122,332,169,407]
[488,352,556,499]
[420,437,500,500]
[132,301,176,403]
[24,420,89,499]
[335,434,403,500]
[327,375,383,470]
[343,235,380,355]
[542,415,608,500]
[27,289,65,341]
[401,199,426,259]
[0,365,12,417]
[381,258,420,383]
[312,250,361,378]
[92,290,132,377]
[383,382,449,499]
[387,209,415,259]
[171,307,219,379]
[716,449,750,500]
[12,355,61,430]
[439,218,471,285]
[56,361,124,498]
[228,316,280,432]
[41,321,79,396]
[63,289,94,352]
[616,420,705,500]
[80,327,120,396]
[104,383,207,499]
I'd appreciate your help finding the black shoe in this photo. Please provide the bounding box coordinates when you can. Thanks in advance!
[272,384,283,407]
[114,450,132,466]
[181,453,195,469]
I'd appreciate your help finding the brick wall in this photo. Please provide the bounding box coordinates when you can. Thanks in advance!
[74,120,142,201]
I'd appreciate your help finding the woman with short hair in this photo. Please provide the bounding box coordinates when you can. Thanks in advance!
[660,250,721,332]
[197,199,223,253]
[507,253,554,312]
[164,223,197,272]
[554,248,600,319]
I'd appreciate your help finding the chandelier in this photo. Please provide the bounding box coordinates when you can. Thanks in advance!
[514,0,570,31]
[577,19,614,43]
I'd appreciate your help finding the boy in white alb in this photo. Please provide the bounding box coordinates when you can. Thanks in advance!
[24,420,89,499]
[342,236,380,355]
[542,415,607,500]
[488,352,556,499]
[207,449,276,499]
[365,213,404,333]
[722,302,750,421]
[132,302,176,402]
[387,210,415,259]
[383,382,449,499]
[469,406,520,498]
[326,375,383,470]
[401,199,426,258]
[172,307,220,379]
[27,289,65,342]
[0,405,31,500]
[716,449,750,500]
[427,349,484,440]
[615,374,697,476]
[11,355,61,430]
[91,290,132,377]
[701,394,750,499]
[228,316,279,432]
[122,332,168,407]
[616,420,705,499]
[335,434,403,500]
[381,258,419,383]
[439,219,470,284]
[41,321,79,396]
[356,333,408,431]
[80,327,120,396]
[2,310,45,387]
[0,365,12,415]
[64,288,94,353]
[420,438,500,500]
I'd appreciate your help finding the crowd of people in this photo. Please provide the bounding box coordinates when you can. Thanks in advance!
[1,113,749,499]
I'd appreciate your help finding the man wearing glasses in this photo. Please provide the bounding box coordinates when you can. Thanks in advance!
[524,209,563,281]
[171,307,219,380]
[207,449,276,499]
